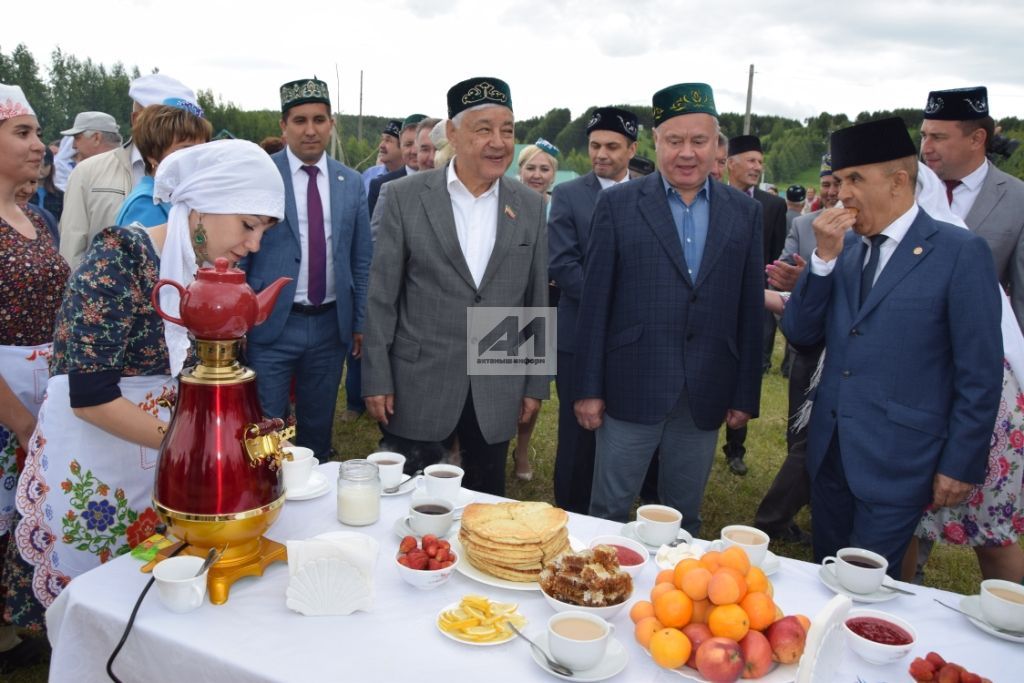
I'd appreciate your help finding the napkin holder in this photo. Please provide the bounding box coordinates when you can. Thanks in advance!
[285,532,378,616]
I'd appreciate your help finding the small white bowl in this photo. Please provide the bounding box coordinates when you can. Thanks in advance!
[588,535,649,579]
[394,550,459,590]
[843,608,916,664]
[540,582,633,620]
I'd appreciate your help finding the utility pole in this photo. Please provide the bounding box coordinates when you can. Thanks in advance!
[743,64,754,135]
[358,70,364,140]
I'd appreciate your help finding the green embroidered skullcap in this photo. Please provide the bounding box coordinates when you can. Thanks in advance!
[447,77,512,118]
[402,113,427,130]
[652,83,717,125]
[279,78,330,113]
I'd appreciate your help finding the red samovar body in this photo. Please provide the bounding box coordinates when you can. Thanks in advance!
[151,258,291,604]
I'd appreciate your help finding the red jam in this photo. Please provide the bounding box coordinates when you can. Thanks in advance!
[846,616,913,645]
[609,544,644,566]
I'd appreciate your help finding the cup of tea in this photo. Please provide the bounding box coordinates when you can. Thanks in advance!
[980,579,1024,630]
[547,611,614,671]
[153,555,208,613]
[419,464,464,503]
[408,498,454,537]
[282,446,316,492]
[635,504,682,546]
[821,547,888,594]
[367,451,406,490]
[720,525,770,567]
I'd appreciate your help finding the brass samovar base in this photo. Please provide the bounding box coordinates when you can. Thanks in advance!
[150,536,287,604]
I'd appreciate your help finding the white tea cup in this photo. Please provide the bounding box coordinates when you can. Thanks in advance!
[980,579,1024,630]
[822,547,888,594]
[635,504,682,546]
[419,464,464,503]
[282,446,316,492]
[408,498,454,537]
[548,611,614,671]
[367,451,406,489]
[720,524,770,567]
[153,555,208,613]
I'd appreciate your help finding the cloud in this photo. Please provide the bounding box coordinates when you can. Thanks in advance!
[402,0,459,19]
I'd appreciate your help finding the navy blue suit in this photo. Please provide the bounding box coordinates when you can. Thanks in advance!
[245,150,372,460]
[781,209,1002,570]
[367,167,407,220]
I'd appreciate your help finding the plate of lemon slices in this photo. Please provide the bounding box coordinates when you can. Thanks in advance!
[436,594,527,646]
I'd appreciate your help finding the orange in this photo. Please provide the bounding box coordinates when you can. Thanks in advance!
[740,591,776,631]
[690,598,713,624]
[699,550,722,573]
[650,581,676,602]
[707,567,747,605]
[634,615,664,649]
[679,566,713,602]
[656,568,676,585]
[653,588,693,628]
[672,558,703,589]
[649,627,692,670]
[794,614,812,634]
[707,603,750,641]
[745,566,770,594]
[719,546,751,575]
[630,599,655,624]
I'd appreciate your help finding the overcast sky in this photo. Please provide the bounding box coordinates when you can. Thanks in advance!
[5,0,1023,124]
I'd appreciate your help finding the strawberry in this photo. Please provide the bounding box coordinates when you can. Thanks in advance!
[960,673,982,683]
[421,534,438,547]
[937,665,962,683]
[397,555,411,567]
[909,657,936,681]
[407,550,429,570]
[428,558,442,570]
[926,653,947,668]
[425,543,439,558]
[399,535,417,553]
[438,539,451,551]
[435,548,450,563]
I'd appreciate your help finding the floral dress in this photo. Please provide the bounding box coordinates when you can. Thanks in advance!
[917,359,1024,546]
[11,227,174,624]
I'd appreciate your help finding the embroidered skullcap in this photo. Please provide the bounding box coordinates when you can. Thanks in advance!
[0,84,35,121]
[402,114,427,130]
[923,86,988,121]
[819,153,833,177]
[535,138,560,158]
[786,185,806,202]
[587,107,639,142]
[447,77,512,119]
[130,73,195,107]
[382,120,401,139]
[280,78,330,113]
[652,83,717,125]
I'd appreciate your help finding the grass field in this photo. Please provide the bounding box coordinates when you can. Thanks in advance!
[9,338,1003,682]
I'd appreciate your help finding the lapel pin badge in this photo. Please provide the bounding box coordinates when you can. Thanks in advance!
[913,246,923,255]
[337,174,344,181]
[504,204,516,220]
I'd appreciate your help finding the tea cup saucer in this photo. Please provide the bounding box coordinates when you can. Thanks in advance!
[410,486,474,516]
[619,521,692,554]
[817,564,898,603]
[392,515,458,541]
[958,595,1024,643]
[527,630,628,682]
[285,471,329,501]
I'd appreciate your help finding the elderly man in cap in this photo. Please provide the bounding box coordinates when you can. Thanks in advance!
[244,78,371,462]
[574,84,764,535]
[361,120,404,194]
[548,106,637,513]
[367,114,426,218]
[920,86,1024,332]
[785,185,805,230]
[363,77,548,496]
[59,73,195,267]
[62,112,121,161]
[781,117,1002,574]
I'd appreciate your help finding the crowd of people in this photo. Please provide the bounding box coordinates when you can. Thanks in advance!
[0,70,1022,675]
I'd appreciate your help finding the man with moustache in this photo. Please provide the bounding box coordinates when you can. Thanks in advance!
[920,86,1024,331]
[361,120,403,194]
[575,84,763,535]
[245,78,372,462]
[367,114,426,217]
[780,117,1002,573]
[363,77,548,496]
[548,106,638,513]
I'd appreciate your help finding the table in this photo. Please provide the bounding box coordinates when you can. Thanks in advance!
[47,463,1019,682]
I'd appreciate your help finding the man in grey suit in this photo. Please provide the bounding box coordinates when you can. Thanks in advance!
[921,85,1024,331]
[362,77,549,496]
[549,106,638,513]
[245,78,372,462]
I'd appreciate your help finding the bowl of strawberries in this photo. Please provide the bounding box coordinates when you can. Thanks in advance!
[395,534,459,590]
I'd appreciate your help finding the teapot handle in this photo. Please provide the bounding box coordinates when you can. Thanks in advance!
[151,280,186,325]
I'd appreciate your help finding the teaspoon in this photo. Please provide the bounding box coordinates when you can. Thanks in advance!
[384,469,421,494]
[507,622,575,678]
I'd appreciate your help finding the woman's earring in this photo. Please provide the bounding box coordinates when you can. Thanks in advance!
[192,220,209,267]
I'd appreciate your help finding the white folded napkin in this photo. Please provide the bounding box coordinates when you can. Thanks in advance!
[285,531,379,616]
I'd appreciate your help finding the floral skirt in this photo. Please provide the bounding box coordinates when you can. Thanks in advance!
[917,360,1024,546]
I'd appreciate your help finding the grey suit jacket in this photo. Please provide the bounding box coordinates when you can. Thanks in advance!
[362,168,550,444]
[964,162,1024,330]
[780,209,821,264]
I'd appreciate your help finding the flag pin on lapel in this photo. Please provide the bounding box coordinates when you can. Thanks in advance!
[913,246,923,255]
[504,204,516,220]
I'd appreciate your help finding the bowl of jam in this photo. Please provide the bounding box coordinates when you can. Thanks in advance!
[843,609,916,664]
[588,535,649,579]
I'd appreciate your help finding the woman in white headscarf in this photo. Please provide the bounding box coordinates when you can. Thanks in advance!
[9,140,284,625]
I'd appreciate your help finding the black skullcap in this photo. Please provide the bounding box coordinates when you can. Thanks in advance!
[923,86,989,121]
[587,107,639,142]
[830,118,917,171]
[728,135,762,156]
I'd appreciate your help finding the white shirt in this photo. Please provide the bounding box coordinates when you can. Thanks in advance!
[811,203,919,284]
[130,144,145,186]
[949,159,989,220]
[404,165,418,176]
[286,147,336,304]
[447,157,498,287]
[597,173,630,190]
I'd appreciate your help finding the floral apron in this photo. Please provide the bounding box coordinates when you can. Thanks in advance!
[14,374,175,607]
[0,343,51,538]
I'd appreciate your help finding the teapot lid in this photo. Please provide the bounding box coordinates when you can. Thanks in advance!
[196,257,245,283]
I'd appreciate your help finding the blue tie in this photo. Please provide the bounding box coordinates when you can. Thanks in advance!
[860,234,887,308]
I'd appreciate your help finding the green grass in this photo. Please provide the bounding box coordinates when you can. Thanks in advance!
[9,337,1006,682]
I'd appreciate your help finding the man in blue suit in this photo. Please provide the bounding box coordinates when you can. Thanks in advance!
[549,106,638,514]
[780,117,1002,575]
[245,78,372,462]
[574,84,764,535]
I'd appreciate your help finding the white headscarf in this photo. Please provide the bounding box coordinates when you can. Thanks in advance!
[915,161,1024,382]
[0,83,35,120]
[153,139,285,376]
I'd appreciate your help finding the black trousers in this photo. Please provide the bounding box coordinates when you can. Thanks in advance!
[554,351,596,513]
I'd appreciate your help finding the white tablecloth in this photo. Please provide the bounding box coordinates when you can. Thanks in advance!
[46,463,1020,682]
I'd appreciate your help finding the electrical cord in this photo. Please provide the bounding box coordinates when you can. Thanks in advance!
[106,529,187,683]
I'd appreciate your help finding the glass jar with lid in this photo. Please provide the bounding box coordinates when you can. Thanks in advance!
[337,459,380,526]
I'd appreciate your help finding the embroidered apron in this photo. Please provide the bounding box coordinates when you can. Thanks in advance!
[0,343,51,537]
[15,374,175,607]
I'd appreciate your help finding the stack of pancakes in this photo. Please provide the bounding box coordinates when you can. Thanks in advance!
[459,502,570,582]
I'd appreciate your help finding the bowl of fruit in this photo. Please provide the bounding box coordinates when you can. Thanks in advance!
[395,534,459,590]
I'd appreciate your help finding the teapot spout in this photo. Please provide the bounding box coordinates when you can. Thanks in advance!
[254,277,292,326]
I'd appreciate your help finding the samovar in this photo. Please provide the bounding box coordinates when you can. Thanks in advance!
[151,257,292,604]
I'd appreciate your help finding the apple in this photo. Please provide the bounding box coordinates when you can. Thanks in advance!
[682,623,713,669]
[695,637,744,683]
[738,630,773,679]
[766,615,806,664]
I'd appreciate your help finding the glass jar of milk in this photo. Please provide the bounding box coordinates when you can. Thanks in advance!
[337,459,380,526]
